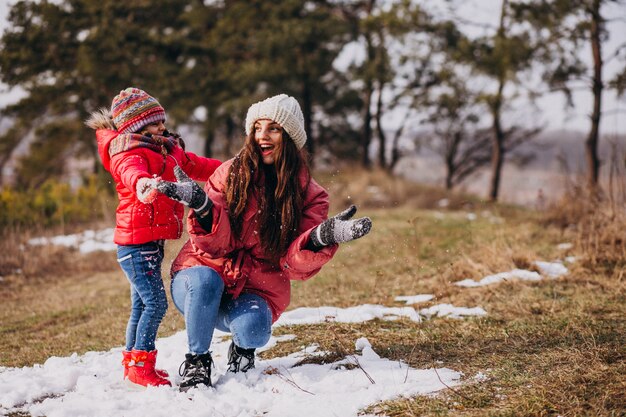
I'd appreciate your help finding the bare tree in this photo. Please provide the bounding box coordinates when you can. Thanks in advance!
[513,0,626,191]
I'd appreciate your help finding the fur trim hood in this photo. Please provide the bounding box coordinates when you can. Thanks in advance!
[85,108,116,131]
[87,108,118,173]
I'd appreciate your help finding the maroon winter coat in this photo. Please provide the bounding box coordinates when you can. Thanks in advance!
[96,129,221,245]
[171,159,338,322]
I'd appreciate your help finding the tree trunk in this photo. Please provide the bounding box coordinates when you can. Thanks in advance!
[445,131,461,190]
[375,81,387,169]
[201,104,217,157]
[488,0,508,202]
[489,105,505,201]
[445,161,454,190]
[203,129,214,157]
[362,80,373,169]
[389,111,410,171]
[225,116,237,157]
[360,0,376,169]
[586,0,602,190]
[301,82,315,163]
[389,134,401,171]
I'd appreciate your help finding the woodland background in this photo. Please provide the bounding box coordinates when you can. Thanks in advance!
[1,2,625,416]
[0,0,625,229]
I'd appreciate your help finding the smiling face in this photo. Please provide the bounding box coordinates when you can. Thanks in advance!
[140,120,166,136]
[254,119,284,165]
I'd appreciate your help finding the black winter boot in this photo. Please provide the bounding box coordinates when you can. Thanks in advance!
[227,342,256,373]
[178,352,213,392]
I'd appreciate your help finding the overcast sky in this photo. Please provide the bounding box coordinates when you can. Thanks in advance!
[0,0,624,135]
[431,0,626,136]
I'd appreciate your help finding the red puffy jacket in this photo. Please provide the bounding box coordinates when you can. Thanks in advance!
[171,159,338,322]
[96,129,221,245]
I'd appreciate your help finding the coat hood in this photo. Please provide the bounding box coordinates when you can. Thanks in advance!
[85,108,116,130]
[87,108,119,172]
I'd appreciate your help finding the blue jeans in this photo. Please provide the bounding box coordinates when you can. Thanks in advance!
[171,266,273,355]
[117,241,168,351]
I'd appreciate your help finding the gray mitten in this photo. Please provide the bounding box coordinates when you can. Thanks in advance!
[156,166,212,215]
[309,205,372,248]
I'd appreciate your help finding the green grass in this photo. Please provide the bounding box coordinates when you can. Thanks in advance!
[1,201,624,416]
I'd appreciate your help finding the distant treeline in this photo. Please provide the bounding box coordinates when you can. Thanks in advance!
[0,175,112,228]
[0,0,624,201]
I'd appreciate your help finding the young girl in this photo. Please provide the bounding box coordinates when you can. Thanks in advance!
[85,87,221,388]
[157,94,372,391]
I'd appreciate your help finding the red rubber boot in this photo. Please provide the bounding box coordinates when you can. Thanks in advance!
[126,349,171,388]
[122,350,169,379]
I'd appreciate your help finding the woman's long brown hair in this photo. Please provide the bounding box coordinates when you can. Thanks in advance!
[225,130,310,263]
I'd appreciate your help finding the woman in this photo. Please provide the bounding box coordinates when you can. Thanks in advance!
[157,94,371,391]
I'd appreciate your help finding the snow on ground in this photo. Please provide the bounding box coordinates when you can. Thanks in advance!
[276,304,423,324]
[455,268,543,287]
[534,261,569,278]
[419,304,488,319]
[27,228,116,254]
[6,231,576,416]
[455,259,569,288]
[0,306,465,417]
[394,294,435,305]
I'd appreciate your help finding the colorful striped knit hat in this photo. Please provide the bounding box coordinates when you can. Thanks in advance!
[110,87,166,134]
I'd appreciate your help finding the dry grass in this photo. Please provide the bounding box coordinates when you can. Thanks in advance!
[0,235,186,367]
[1,169,625,416]
[543,186,626,279]
[0,223,118,286]
[542,148,626,280]
[316,167,488,212]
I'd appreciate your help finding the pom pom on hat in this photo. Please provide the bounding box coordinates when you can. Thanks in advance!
[111,87,166,134]
[245,94,307,149]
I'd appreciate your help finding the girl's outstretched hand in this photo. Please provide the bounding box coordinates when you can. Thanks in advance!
[309,205,372,248]
[156,166,212,215]
[136,177,159,204]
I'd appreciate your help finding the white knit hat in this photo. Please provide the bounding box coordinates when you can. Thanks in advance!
[245,94,307,149]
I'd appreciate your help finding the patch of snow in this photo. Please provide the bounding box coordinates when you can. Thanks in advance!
[0,310,464,417]
[455,269,542,287]
[394,294,435,305]
[27,228,116,253]
[419,304,487,319]
[275,304,422,326]
[533,261,568,278]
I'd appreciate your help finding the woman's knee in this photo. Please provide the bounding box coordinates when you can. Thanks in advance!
[229,296,273,348]
[234,325,271,349]
[174,266,224,297]
[187,267,224,296]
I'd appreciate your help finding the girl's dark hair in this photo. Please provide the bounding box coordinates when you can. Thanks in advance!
[225,130,310,263]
